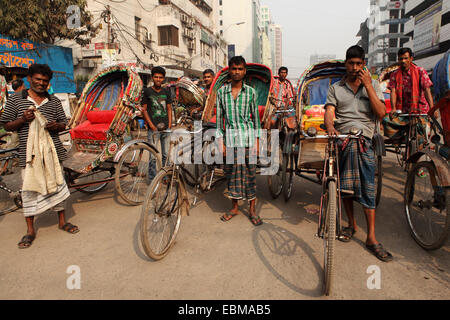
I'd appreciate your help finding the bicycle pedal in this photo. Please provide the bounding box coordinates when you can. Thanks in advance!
[339,189,354,196]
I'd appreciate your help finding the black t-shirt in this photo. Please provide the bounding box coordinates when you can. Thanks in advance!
[142,87,172,130]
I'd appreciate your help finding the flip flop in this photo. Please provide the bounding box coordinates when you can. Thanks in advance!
[249,215,263,226]
[366,243,393,262]
[220,212,239,222]
[338,227,356,242]
[18,234,35,249]
[59,222,80,234]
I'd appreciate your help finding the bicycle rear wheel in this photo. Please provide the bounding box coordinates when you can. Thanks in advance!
[0,184,19,216]
[75,170,112,194]
[323,180,337,296]
[140,169,182,260]
[404,161,449,250]
[267,146,283,199]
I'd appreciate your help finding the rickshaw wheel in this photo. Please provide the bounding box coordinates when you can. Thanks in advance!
[282,151,295,202]
[115,144,161,205]
[267,145,283,199]
[404,161,449,250]
[140,168,182,260]
[75,170,112,194]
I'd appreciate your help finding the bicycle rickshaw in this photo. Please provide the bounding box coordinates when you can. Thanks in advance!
[378,63,429,171]
[404,50,450,250]
[139,63,275,260]
[66,64,160,205]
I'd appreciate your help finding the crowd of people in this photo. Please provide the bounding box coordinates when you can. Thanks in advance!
[0,44,441,264]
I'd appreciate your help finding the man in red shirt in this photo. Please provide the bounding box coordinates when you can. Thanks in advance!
[388,48,434,114]
[270,67,296,128]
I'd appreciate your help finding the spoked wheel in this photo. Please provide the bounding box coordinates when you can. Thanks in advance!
[267,145,283,199]
[75,169,113,194]
[140,169,182,260]
[0,185,20,216]
[375,155,383,207]
[395,145,405,168]
[115,144,161,205]
[404,161,449,250]
[323,180,337,296]
[405,139,418,172]
[282,151,295,202]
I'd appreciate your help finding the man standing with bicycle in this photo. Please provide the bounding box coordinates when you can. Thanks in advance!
[142,66,173,183]
[216,56,262,226]
[324,45,393,262]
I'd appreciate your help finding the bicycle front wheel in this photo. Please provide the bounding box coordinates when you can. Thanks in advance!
[323,180,337,296]
[404,161,449,250]
[140,169,182,260]
[115,144,160,205]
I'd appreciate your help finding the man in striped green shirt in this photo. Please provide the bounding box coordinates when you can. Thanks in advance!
[216,56,263,226]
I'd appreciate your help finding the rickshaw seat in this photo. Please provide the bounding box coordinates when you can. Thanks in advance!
[70,110,117,141]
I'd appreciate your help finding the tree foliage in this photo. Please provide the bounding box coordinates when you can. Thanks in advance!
[0,0,99,45]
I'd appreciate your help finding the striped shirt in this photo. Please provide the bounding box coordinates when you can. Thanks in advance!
[272,78,294,108]
[0,90,67,167]
[216,83,262,148]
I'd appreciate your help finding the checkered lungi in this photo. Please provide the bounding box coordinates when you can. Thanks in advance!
[224,147,257,201]
[338,137,376,209]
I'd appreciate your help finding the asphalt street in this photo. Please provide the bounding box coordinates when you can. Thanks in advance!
[0,153,448,300]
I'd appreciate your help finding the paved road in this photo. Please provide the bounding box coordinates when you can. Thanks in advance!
[0,154,448,299]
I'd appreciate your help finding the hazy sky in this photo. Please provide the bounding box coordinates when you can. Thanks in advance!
[262,0,370,78]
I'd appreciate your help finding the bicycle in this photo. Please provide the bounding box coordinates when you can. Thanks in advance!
[266,96,298,200]
[140,120,225,260]
[305,127,362,296]
[384,111,429,171]
[404,107,449,250]
[0,145,22,215]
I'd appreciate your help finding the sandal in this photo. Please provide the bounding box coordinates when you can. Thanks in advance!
[249,215,263,226]
[18,234,35,249]
[366,243,393,262]
[338,227,356,242]
[59,222,80,234]
[220,212,239,222]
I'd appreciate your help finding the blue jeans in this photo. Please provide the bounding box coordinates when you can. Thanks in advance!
[148,131,170,182]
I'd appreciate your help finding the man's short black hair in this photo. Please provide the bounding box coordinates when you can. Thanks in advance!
[398,47,413,58]
[12,79,24,91]
[28,64,53,80]
[345,45,365,61]
[228,56,246,68]
[278,66,288,74]
[151,66,166,77]
[203,69,215,76]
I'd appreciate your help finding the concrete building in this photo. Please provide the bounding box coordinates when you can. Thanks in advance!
[403,0,450,72]
[368,0,410,73]
[216,0,262,64]
[65,0,227,88]
[260,5,273,69]
[356,18,370,60]
[309,54,337,65]
[270,24,283,73]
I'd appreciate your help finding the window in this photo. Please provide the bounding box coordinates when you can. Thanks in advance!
[220,10,222,16]
[220,30,223,36]
[201,41,212,58]
[135,17,141,41]
[219,0,222,5]
[220,20,223,26]
[158,25,179,47]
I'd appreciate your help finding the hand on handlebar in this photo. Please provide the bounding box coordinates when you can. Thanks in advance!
[327,126,340,137]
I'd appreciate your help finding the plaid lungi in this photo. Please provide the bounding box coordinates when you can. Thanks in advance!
[224,147,257,201]
[338,137,376,209]
[382,114,428,147]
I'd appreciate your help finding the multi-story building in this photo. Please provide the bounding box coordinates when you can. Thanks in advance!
[260,5,273,69]
[67,0,227,86]
[356,18,370,60]
[368,0,410,73]
[403,0,450,72]
[309,54,337,65]
[216,0,262,64]
[270,24,282,73]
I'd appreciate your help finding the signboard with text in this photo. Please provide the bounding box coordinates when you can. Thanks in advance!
[0,34,75,93]
[414,0,442,55]
[387,1,404,10]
